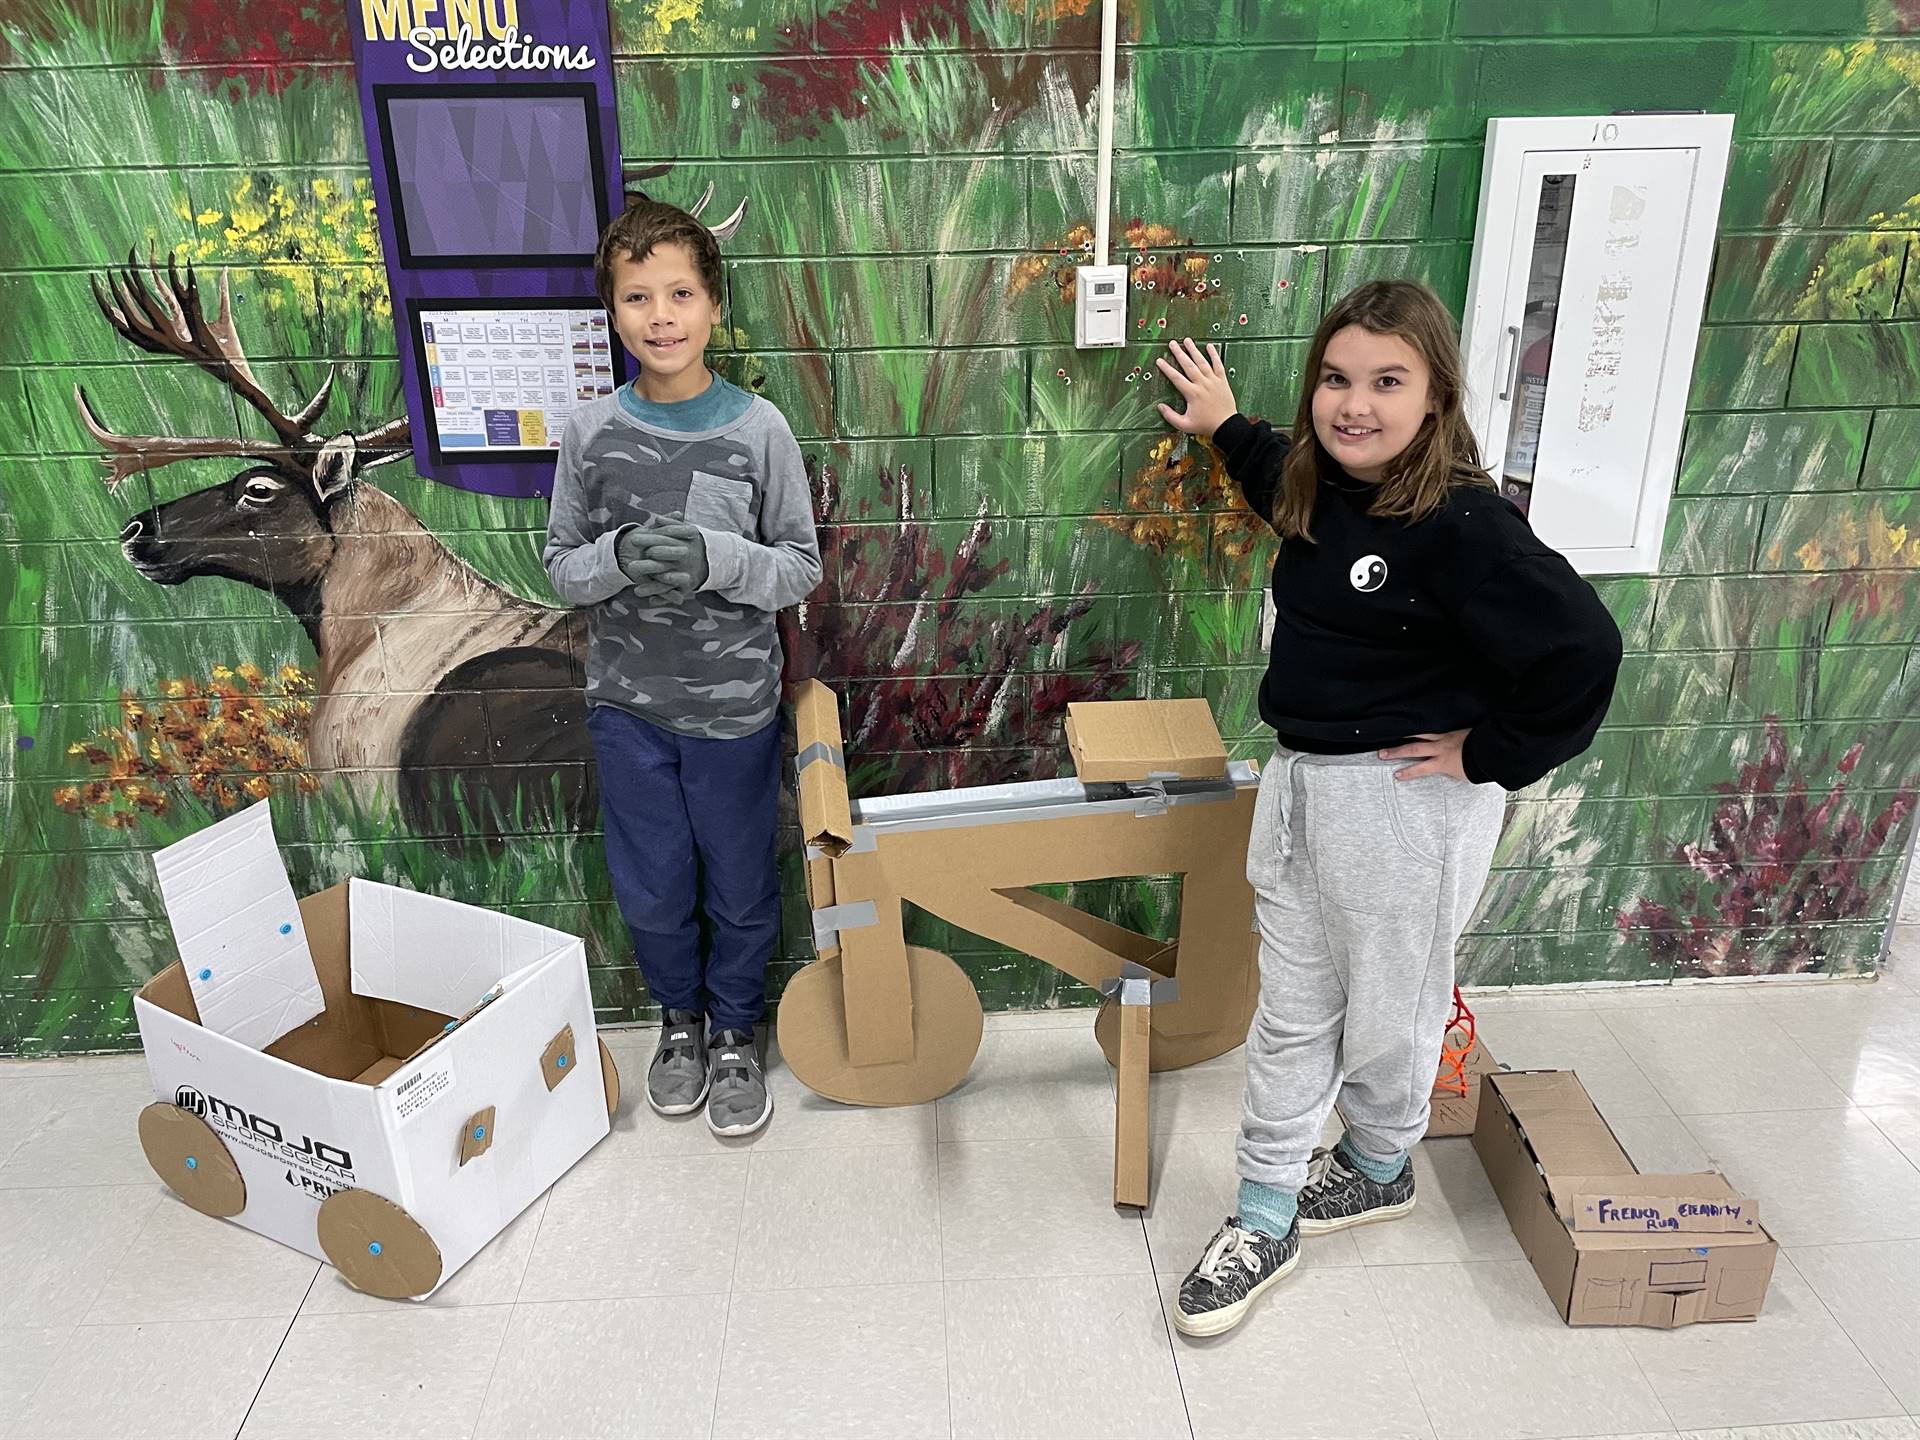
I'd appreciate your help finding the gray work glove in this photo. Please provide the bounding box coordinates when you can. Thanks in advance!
[615,519,699,601]
[619,512,710,597]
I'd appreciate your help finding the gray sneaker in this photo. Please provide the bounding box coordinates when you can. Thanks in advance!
[1172,1216,1301,1337]
[646,1009,709,1116]
[1296,1144,1416,1234]
[706,1027,772,1137]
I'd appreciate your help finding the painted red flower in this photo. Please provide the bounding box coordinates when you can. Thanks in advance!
[164,0,350,94]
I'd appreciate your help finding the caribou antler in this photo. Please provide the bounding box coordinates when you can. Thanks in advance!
[684,180,751,242]
[71,386,297,494]
[706,196,749,242]
[91,249,331,451]
[75,247,415,494]
[355,416,415,470]
[621,164,751,242]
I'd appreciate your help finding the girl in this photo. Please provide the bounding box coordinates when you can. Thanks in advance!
[1154,281,1622,1338]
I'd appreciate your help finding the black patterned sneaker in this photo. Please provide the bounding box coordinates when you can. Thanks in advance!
[706,1027,773,1137]
[1296,1145,1416,1234]
[1172,1217,1301,1337]
[646,1009,709,1116]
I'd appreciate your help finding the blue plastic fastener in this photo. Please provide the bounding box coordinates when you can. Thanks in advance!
[185,1157,198,1170]
[444,1020,458,1032]
[556,1054,569,1068]
[198,968,212,981]
[369,1242,383,1256]
[473,1126,486,1140]
[279,923,292,935]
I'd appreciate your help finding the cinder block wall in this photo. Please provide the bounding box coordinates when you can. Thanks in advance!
[1,0,1915,1052]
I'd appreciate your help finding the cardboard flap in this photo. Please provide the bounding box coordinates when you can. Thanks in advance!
[1490,1070,1637,1179]
[1563,1174,1760,1234]
[1065,700,1228,783]
[348,879,578,1015]
[458,1106,497,1167]
[793,680,855,853]
[542,1024,578,1090]
[151,798,323,1051]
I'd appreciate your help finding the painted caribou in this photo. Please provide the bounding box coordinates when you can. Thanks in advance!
[71,177,748,841]
[75,249,592,839]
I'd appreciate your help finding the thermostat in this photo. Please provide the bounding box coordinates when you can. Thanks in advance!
[1075,263,1129,349]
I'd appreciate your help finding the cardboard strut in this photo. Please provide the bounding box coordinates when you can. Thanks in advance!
[131,799,614,1300]
[1474,1070,1777,1327]
[778,681,1263,1206]
[1102,958,1179,1208]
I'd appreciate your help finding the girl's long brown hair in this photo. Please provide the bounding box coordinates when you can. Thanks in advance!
[1270,280,1495,541]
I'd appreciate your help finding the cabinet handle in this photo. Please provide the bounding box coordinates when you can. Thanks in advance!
[1497,324,1522,402]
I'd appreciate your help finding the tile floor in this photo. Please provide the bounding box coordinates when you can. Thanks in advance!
[7,934,1920,1438]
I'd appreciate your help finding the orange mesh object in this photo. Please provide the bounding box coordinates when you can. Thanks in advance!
[1435,986,1476,1098]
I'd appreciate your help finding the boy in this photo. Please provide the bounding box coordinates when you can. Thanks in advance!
[544,198,822,1137]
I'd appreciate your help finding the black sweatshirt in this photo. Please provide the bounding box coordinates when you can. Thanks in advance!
[1212,413,1623,792]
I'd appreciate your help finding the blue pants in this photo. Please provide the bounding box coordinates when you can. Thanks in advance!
[587,704,781,1033]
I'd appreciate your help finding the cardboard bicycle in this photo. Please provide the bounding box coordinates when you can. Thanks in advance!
[777,681,1262,1205]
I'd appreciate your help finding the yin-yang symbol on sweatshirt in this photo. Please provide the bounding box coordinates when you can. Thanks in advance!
[1349,555,1388,593]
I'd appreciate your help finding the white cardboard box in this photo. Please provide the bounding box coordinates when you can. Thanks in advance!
[133,800,613,1299]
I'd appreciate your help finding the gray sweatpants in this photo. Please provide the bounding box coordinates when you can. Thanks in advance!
[1237,746,1506,1193]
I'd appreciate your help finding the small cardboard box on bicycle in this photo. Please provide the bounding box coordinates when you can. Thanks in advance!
[130,799,618,1300]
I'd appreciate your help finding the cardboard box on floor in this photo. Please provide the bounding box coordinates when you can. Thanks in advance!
[1474,1070,1776,1327]
[132,800,616,1300]
[779,684,1261,1208]
[1429,1032,1498,1136]
[1339,1030,1498,1139]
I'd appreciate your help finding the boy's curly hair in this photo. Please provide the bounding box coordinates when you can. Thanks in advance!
[594,197,723,310]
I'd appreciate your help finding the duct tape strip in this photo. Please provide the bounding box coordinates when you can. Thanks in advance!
[1100,959,1179,1007]
[796,741,846,773]
[853,789,1234,842]
[1130,780,1171,817]
[807,829,877,861]
[812,899,880,951]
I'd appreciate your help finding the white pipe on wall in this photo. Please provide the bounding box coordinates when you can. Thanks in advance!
[1093,0,1117,266]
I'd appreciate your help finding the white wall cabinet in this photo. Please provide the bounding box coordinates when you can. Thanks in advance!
[1461,113,1733,576]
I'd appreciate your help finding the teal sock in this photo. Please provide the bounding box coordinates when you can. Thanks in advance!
[1337,1133,1407,1184]
[1236,1179,1297,1238]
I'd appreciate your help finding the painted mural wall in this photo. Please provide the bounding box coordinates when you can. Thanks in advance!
[2,0,1917,1053]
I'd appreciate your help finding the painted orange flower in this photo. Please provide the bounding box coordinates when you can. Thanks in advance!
[1102,432,1266,562]
[57,664,318,829]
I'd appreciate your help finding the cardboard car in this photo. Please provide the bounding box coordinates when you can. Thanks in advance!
[131,800,617,1299]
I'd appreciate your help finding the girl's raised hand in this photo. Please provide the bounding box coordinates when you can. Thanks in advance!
[1155,338,1239,439]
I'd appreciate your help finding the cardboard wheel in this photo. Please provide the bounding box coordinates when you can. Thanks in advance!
[138,1103,245,1218]
[778,946,982,1106]
[317,1189,444,1299]
[1093,947,1259,1073]
[599,1036,621,1118]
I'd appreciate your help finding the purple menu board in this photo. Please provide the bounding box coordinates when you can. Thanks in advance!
[349,1,627,498]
